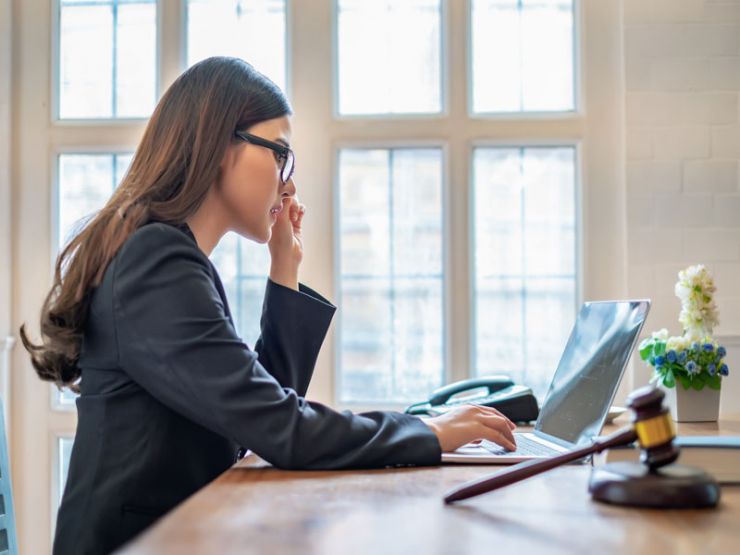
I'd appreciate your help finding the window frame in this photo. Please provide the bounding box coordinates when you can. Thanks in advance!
[13,2,628,551]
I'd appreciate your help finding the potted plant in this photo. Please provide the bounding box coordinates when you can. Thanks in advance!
[639,265,730,422]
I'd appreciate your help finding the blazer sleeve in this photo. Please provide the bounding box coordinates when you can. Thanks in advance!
[252,279,334,397]
[112,224,441,470]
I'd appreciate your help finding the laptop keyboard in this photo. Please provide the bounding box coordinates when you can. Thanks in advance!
[480,434,561,457]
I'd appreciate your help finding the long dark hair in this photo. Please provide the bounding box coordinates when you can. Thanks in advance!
[20,56,292,392]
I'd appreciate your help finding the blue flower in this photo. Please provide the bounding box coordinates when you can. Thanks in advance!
[703,343,714,352]
[720,364,729,377]
[708,363,717,376]
[691,342,701,351]
[686,361,698,375]
[678,351,688,363]
[666,350,677,363]
[717,346,727,358]
[654,355,666,367]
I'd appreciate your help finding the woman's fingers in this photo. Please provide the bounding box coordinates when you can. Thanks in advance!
[422,405,521,453]
[478,424,517,452]
[478,414,517,451]
[290,202,306,231]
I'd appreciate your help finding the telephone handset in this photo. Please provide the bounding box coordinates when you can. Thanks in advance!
[405,375,540,423]
[428,375,514,405]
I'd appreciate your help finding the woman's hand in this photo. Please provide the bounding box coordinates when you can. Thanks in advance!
[421,405,517,452]
[268,196,306,291]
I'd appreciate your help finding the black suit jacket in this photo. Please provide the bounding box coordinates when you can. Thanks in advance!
[53,222,441,555]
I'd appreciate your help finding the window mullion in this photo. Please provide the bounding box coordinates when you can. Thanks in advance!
[447,0,470,386]
[159,0,184,94]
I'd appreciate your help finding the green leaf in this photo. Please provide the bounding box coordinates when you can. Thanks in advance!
[654,341,666,356]
[692,378,705,391]
[639,342,653,361]
[708,375,722,390]
[677,375,691,390]
[663,370,676,388]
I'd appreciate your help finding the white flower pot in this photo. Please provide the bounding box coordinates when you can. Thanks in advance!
[662,384,720,423]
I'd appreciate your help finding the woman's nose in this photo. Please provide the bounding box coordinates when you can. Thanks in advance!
[281,177,297,198]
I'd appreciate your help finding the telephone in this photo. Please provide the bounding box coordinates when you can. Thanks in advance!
[405,375,540,423]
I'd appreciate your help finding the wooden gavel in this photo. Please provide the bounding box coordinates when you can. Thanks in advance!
[444,386,679,504]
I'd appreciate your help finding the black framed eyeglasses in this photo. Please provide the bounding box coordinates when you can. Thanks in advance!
[235,130,295,184]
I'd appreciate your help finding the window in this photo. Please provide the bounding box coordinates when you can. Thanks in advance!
[52,1,581,409]
[471,0,576,114]
[57,0,157,119]
[472,146,578,398]
[337,147,445,402]
[336,0,443,115]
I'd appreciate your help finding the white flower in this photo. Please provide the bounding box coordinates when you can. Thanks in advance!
[675,264,719,337]
[652,328,669,341]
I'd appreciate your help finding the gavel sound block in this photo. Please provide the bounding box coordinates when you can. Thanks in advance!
[444,386,721,509]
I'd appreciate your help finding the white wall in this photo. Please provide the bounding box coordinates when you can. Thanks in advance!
[623,0,740,409]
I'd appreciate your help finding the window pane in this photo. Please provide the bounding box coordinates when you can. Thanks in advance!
[337,0,442,115]
[473,146,577,400]
[209,233,271,347]
[57,437,74,507]
[59,0,157,119]
[338,148,444,403]
[471,0,575,113]
[58,153,131,250]
[186,0,287,92]
[56,152,133,407]
[116,2,157,117]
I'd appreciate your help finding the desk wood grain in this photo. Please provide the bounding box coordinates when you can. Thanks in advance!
[117,416,740,555]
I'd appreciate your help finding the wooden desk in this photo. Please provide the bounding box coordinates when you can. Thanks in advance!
[118,416,740,555]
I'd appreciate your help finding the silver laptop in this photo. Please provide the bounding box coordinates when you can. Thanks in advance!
[441,299,651,464]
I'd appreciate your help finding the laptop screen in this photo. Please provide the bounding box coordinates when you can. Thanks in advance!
[535,300,650,446]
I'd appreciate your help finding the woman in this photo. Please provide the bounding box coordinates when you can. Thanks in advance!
[21,57,517,554]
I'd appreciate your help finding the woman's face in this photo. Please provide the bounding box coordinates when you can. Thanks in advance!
[217,115,296,243]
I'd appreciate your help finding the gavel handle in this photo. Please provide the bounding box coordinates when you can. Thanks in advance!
[444,426,638,504]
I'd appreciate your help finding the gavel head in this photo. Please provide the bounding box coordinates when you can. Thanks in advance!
[626,386,680,470]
